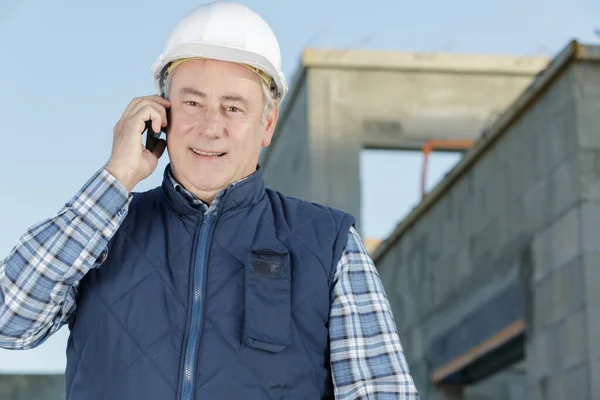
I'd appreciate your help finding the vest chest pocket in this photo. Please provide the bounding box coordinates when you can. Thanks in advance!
[244,249,291,353]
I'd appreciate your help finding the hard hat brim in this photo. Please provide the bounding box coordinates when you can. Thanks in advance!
[151,42,288,101]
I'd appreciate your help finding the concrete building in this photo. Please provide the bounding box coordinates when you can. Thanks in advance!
[372,41,600,399]
[262,40,600,399]
[259,46,550,232]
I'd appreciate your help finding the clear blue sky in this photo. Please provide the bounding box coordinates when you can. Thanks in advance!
[0,0,598,374]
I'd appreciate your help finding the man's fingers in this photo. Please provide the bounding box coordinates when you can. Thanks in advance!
[123,95,170,121]
[152,95,171,108]
[129,104,167,135]
[130,103,167,134]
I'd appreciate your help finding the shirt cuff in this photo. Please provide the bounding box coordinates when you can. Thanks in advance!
[67,167,132,237]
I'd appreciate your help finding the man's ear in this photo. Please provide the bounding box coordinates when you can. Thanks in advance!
[261,101,279,148]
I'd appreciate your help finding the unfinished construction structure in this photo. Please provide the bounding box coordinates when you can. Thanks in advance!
[371,41,600,399]
[261,41,600,399]
[259,46,549,232]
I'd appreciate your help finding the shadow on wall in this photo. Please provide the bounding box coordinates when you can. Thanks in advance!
[0,375,65,400]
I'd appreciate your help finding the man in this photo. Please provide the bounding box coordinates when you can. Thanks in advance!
[0,2,419,399]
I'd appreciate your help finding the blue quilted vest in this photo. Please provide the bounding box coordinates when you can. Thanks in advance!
[64,165,355,400]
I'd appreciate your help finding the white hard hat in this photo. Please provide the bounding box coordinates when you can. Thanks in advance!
[151,1,288,102]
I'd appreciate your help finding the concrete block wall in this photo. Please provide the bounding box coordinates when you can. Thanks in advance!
[573,60,600,400]
[261,75,311,199]
[464,362,526,399]
[306,69,363,230]
[375,57,598,399]
[525,60,600,400]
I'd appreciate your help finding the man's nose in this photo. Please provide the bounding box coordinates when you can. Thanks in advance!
[195,108,222,139]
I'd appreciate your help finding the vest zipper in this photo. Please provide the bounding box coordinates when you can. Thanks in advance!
[179,210,216,400]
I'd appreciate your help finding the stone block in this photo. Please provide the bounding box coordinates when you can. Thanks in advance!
[548,155,580,222]
[435,254,456,305]
[521,129,541,188]
[431,264,444,310]
[563,257,585,313]
[585,288,600,360]
[442,201,460,257]
[529,381,546,400]
[555,101,578,159]
[576,97,600,149]
[527,331,550,381]
[564,362,590,400]
[533,275,552,332]
[573,63,600,102]
[532,226,552,284]
[505,199,525,248]
[419,268,435,317]
[407,359,428,398]
[583,256,600,370]
[461,181,477,241]
[563,309,587,370]
[529,376,561,400]
[410,327,424,360]
[428,225,442,267]
[464,365,526,399]
[583,252,600,306]
[546,372,566,400]
[579,149,600,201]
[538,112,565,176]
[535,126,552,181]
[495,173,511,220]
[523,178,549,236]
[581,202,600,253]
[545,321,566,375]
[590,359,600,400]
[549,205,581,272]
[505,142,525,203]
[456,243,472,285]
[549,271,568,325]
[469,218,497,272]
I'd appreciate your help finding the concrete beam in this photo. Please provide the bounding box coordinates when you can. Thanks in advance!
[301,48,549,75]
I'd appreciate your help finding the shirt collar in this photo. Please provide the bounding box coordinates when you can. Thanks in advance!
[166,166,251,212]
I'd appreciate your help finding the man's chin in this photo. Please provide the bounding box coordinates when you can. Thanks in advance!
[186,173,230,195]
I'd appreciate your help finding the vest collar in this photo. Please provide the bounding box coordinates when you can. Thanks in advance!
[160,163,266,216]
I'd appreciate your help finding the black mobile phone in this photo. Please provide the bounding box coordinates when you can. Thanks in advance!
[145,107,169,152]
[145,121,160,152]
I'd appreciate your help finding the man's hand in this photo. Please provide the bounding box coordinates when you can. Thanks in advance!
[105,95,170,192]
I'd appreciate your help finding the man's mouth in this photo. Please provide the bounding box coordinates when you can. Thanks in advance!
[191,148,226,157]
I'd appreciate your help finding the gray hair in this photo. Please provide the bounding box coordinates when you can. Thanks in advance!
[163,71,275,123]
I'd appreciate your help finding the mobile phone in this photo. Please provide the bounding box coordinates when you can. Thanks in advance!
[145,121,160,152]
[145,107,169,152]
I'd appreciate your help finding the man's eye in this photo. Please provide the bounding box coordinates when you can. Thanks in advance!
[226,106,241,113]
[185,101,199,107]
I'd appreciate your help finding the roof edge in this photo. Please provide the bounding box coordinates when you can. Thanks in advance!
[301,47,550,74]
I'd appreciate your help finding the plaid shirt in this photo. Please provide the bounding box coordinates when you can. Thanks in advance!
[0,167,419,399]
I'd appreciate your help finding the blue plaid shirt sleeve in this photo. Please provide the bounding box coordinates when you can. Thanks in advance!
[0,168,131,350]
[330,226,420,399]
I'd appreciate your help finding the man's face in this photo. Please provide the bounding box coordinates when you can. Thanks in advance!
[165,58,278,202]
